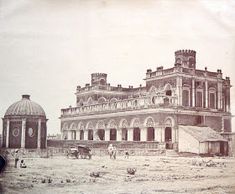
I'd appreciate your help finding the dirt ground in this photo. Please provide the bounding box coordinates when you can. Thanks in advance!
[0,155,235,194]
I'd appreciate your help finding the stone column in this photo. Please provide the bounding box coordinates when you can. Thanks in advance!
[67,130,72,140]
[6,119,10,148]
[172,127,176,143]
[127,128,133,141]
[176,76,183,106]
[154,127,162,142]
[37,119,41,149]
[105,128,110,141]
[221,117,224,132]
[116,128,122,141]
[161,127,165,142]
[84,130,88,140]
[76,130,80,140]
[192,79,195,107]
[21,118,26,148]
[140,127,147,141]
[205,80,208,108]
[217,81,222,109]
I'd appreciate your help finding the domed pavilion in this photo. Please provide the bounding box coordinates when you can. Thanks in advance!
[2,95,47,149]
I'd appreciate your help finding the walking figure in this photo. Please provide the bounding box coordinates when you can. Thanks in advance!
[108,144,117,159]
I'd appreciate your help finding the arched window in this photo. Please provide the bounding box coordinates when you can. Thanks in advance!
[87,97,93,105]
[182,90,190,106]
[98,97,106,104]
[209,88,216,109]
[100,79,106,85]
[166,90,172,96]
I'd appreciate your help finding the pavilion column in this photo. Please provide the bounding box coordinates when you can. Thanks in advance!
[76,130,80,140]
[105,128,110,141]
[127,128,133,141]
[21,118,26,148]
[140,127,147,141]
[116,128,122,141]
[205,80,208,108]
[217,81,222,109]
[67,130,72,140]
[6,119,10,148]
[172,127,176,143]
[154,127,162,142]
[192,79,195,107]
[161,127,165,142]
[37,119,41,148]
[84,130,88,140]
[176,76,182,106]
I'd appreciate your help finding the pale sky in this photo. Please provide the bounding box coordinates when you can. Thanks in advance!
[0,0,235,135]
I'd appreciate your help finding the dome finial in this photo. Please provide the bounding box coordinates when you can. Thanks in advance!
[22,94,30,100]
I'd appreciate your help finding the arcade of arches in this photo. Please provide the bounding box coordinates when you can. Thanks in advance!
[62,117,177,146]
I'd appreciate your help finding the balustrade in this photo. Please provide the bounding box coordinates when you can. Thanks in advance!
[61,95,177,116]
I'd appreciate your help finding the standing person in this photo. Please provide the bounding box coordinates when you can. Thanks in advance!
[112,146,117,160]
[107,144,113,159]
[14,149,20,168]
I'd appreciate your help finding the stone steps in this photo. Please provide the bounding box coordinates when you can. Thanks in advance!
[165,149,179,157]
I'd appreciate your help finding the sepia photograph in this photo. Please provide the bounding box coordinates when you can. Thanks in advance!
[0,0,235,193]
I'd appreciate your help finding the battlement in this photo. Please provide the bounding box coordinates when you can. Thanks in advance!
[91,73,107,86]
[175,49,196,69]
[175,49,196,56]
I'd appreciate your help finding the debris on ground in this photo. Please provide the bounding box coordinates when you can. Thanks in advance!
[90,172,100,178]
[127,168,136,175]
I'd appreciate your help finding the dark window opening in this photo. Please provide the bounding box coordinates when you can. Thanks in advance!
[122,128,128,140]
[147,127,155,141]
[133,128,140,141]
[166,90,172,96]
[110,129,117,140]
[97,129,105,140]
[88,130,93,140]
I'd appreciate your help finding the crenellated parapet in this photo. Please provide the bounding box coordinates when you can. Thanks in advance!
[175,49,196,69]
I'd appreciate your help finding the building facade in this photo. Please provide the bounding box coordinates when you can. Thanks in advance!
[60,50,232,154]
[2,95,47,149]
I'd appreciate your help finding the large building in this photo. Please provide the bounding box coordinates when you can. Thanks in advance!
[2,95,47,149]
[60,50,232,155]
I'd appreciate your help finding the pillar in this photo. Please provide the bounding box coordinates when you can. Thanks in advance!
[67,130,72,140]
[84,130,88,140]
[161,127,165,142]
[76,130,80,140]
[176,76,182,106]
[140,127,147,141]
[217,81,222,109]
[154,127,162,142]
[172,127,176,143]
[6,119,10,148]
[37,119,41,148]
[21,118,26,148]
[105,128,110,141]
[116,128,122,141]
[127,128,133,141]
[192,79,195,107]
[205,80,208,108]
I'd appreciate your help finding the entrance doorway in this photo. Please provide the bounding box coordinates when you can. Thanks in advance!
[110,129,117,140]
[88,130,93,140]
[147,127,154,141]
[165,127,172,149]
[133,128,140,141]
[97,129,105,140]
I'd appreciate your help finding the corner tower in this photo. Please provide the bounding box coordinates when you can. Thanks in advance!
[175,49,196,69]
[91,73,107,86]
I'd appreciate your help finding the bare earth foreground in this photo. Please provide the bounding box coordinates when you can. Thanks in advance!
[0,155,235,194]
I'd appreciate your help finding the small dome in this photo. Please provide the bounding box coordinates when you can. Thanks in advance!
[4,95,46,117]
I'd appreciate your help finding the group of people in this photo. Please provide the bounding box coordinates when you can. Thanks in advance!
[107,144,129,159]
[13,149,27,168]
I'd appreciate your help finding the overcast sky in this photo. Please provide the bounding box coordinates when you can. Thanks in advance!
[0,0,235,134]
